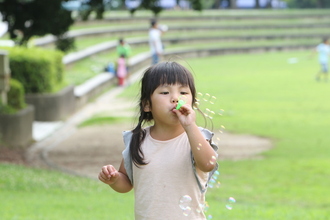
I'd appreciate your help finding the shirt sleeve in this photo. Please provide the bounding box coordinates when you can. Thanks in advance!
[191,127,219,193]
[122,130,134,185]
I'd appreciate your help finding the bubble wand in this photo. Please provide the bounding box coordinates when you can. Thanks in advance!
[176,99,186,110]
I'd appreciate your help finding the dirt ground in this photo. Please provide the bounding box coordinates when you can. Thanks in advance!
[0,121,273,180]
[0,147,27,165]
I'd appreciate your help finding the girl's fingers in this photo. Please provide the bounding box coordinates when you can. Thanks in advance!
[98,173,107,182]
[101,165,116,178]
[101,166,110,177]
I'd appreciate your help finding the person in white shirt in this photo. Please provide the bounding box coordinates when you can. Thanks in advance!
[148,19,164,65]
[315,38,330,82]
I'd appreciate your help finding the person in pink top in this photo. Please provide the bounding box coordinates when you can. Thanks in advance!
[99,61,219,219]
[116,54,127,86]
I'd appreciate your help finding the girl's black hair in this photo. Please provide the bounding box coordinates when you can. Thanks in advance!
[130,61,197,167]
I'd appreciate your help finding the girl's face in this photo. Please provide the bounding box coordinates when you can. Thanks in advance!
[145,83,193,125]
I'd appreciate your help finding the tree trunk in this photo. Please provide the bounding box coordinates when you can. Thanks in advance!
[213,0,221,9]
[229,0,236,9]
[316,0,325,8]
[266,0,272,8]
[255,0,260,9]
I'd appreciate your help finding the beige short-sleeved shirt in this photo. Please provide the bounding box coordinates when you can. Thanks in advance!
[133,127,208,220]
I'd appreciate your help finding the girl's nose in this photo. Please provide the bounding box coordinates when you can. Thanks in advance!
[171,98,178,103]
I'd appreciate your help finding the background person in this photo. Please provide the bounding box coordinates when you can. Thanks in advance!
[315,38,330,82]
[116,38,131,58]
[116,54,127,86]
[148,19,164,64]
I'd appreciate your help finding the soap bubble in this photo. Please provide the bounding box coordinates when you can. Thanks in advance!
[182,206,192,216]
[207,215,213,220]
[209,170,221,189]
[214,180,221,188]
[203,93,210,102]
[179,95,188,102]
[208,178,216,188]
[204,201,210,212]
[197,92,203,101]
[226,197,236,210]
[209,155,217,165]
[196,203,204,213]
[208,110,215,119]
[219,125,225,133]
[209,96,217,104]
[179,195,192,210]
[197,143,202,150]
[218,109,225,116]
[209,178,221,189]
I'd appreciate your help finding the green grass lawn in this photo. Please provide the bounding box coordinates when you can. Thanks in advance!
[1,50,329,219]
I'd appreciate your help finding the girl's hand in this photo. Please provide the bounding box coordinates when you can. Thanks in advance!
[173,104,196,127]
[98,165,120,185]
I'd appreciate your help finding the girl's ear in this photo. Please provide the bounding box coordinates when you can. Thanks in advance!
[143,101,151,112]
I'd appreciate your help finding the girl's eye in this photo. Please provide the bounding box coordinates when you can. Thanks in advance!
[181,92,188,95]
[161,92,169,94]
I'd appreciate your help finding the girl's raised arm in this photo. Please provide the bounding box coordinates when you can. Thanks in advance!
[185,124,217,172]
[174,104,217,172]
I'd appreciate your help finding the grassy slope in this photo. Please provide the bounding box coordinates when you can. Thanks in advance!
[66,9,330,86]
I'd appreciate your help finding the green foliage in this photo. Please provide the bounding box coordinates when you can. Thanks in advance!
[55,36,76,53]
[285,0,330,8]
[7,78,25,110]
[189,0,203,11]
[0,78,26,114]
[79,0,105,21]
[4,46,64,94]
[0,0,74,46]
[140,0,163,16]
[79,9,93,21]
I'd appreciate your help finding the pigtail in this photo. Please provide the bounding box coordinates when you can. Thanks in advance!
[130,110,151,167]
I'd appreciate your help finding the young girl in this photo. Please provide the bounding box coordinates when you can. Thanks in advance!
[116,54,127,86]
[99,61,218,219]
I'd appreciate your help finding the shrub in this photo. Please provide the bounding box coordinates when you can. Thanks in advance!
[0,78,26,114]
[2,47,64,94]
[55,37,76,53]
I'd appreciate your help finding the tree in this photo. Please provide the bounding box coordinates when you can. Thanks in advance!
[255,0,272,9]
[255,0,261,8]
[0,0,74,47]
[140,0,163,16]
[189,0,203,11]
[79,0,105,21]
[212,0,222,9]
[228,0,236,9]
[129,0,204,16]
[284,0,330,8]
